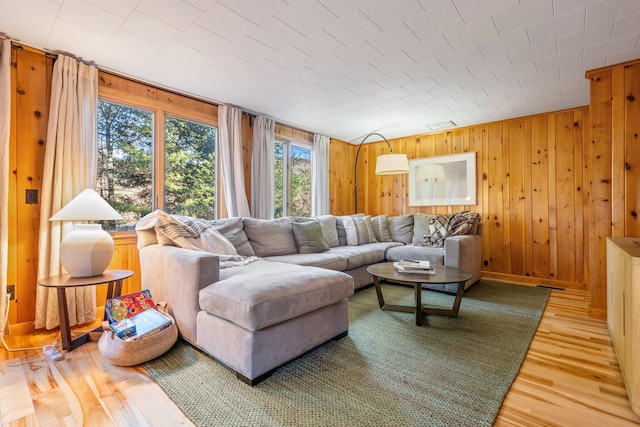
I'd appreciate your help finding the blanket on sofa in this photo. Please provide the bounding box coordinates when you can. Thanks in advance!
[136,211,259,268]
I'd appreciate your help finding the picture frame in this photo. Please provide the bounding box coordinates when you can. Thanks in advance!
[409,152,477,206]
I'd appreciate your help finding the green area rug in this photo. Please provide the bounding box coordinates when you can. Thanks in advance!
[143,280,550,427]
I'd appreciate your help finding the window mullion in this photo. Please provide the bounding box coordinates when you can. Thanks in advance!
[155,109,165,211]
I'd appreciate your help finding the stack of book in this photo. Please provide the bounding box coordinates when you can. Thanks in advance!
[393,260,436,274]
[105,290,173,342]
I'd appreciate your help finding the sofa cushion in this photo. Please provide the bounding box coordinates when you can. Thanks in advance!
[329,242,397,269]
[292,221,330,254]
[371,214,393,242]
[210,217,255,256]
[243,217,297,256]
[385,245,445,265]
[263,252,347,271]
[388,214,414,244]
[412,213,437,246]
[200,260,354,331]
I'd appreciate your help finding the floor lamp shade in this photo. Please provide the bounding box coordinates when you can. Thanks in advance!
[49,189,123,277]
[375,153,409,175]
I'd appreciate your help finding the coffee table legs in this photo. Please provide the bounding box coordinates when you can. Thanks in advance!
[372,275,465,326]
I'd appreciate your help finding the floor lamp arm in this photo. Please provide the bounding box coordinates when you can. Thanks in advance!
[353,132,393,213]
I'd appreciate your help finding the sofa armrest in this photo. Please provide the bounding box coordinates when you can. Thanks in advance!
[139,245,219,344]
[444,234,482,285]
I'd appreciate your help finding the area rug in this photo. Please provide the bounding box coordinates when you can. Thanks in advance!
[143,279,550,427]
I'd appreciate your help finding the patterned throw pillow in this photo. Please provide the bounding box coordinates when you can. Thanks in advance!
[371,215,393,242]
[341,216,359,246]
[425,211,480,247]
[353,216,377,245]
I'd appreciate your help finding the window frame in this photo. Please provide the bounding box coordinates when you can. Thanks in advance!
[98,73,220,234]
[275,138,313,218]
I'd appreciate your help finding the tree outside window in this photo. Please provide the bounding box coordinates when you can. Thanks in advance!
[274,141,312,218]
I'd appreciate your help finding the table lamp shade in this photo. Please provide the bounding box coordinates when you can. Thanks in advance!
[49,189,123,277]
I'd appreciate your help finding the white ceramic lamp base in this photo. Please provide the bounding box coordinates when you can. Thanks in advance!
[59,224,115,277]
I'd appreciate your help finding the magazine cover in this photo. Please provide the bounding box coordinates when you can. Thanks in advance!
[105,289,156,324]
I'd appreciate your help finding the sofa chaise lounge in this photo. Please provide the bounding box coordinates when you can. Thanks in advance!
[136,211,481,384]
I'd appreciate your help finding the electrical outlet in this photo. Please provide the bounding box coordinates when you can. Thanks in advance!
[7,284,15,301]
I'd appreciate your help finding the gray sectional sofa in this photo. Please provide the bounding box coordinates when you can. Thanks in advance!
[136,211,481,385]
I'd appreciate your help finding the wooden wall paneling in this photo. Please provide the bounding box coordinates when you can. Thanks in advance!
[611,67,626,237]
[14,48,48,324]
[480,126,491,271]
[588,69,613,317]
[501,122,512,272]
[573,108,587,285]
[508,119,526,276]
[8,46,18,326]
[624,63,640,236]
[328,138,354,215]
[523,119,534,278]
[547,113,558,280]
[530,115,550,279]
[396,137,412,215]
[487,122,506,272]
[555,111,577,283]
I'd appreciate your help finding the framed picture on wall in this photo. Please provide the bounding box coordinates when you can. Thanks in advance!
[409,152,477,206]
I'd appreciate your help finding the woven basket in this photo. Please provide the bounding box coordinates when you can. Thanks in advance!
[98,316,178,366]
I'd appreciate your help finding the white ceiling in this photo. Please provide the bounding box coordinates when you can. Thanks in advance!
[2,0,640,143]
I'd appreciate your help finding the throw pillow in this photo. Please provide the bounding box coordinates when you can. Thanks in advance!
[242,217,297,256]
[412,213,436,246]
[425,215,451,247]
[388,214,414,244]
[353,216,377,244]
[335,216,348,246]
[296,215,339,248]
[209,217,256,256]
[371,215,393,242]
[341,216,359,246]
[292,221,330,254]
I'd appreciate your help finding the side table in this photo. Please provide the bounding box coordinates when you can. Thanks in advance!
[38,269,134,351]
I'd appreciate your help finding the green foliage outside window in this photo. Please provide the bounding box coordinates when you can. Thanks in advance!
[274,141,311,218]
[164,116,217,220]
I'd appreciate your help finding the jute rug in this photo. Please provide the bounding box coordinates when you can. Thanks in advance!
[143,279,550,427]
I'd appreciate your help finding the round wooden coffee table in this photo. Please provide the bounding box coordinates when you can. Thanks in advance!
[367,263,472,326]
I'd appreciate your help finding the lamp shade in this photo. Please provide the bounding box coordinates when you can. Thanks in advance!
[375,153,410,175]
[49,189,123,221]
[49,189,122,277]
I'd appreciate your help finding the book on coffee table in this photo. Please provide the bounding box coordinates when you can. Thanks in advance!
[393,260,435,274]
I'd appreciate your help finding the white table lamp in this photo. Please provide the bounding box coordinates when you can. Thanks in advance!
[49,189,123,277]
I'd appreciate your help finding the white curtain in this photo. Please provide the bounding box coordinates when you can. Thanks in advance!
[218,105,251,217]
[35,55,98,330]
[311,134,330,216]
[251,116,275,219]
[0,40,11,336]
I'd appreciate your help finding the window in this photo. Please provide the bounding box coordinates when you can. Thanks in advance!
[97,94,218,230]
[274,140,312,218]
[97,100,153,230]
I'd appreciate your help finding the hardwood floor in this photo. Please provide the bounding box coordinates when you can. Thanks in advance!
[1,288,639,426]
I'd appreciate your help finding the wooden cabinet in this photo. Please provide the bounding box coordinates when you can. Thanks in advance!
[607,237,640,415]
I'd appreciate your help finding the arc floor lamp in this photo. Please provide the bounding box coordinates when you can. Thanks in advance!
[354,132,409,213]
